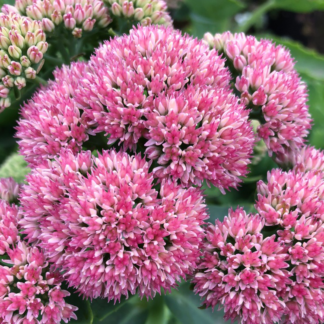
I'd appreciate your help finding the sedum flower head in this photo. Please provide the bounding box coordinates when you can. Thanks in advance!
[193,208,289,324]
[76,25,254,191]
[203,32,311,159]
[0,201,77,323]
[0,178,20,204]
[3,0,111,38]
[0,12,47,112]
[256,169,324,323]
[20,149,208,301]
[17,61,90,167]
[104,0,172,26]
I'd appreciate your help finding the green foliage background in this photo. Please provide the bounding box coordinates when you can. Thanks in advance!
[1,0,324,323]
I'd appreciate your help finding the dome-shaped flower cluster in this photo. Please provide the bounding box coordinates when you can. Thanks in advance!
[20,149,208,301]
[105,0,172,27]
[203,32,311,159]
[0,201,77,323]
[3,0,111,38]
[255,169,324,323]
[0,12,47,112]
[0,178,20,203]
[17,61,91,166]
[75,25,254,191]
[193,208,289,324]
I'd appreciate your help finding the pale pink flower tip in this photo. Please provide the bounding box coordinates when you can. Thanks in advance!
[17,61,90,166]
[294,145,324,175]
[203,32,311,158]
[0,178,20,203]
[0,201,20,256]
[77,25,254,191]
[20,149,208,301]
[256,169,324,323]
[193,207,288,324]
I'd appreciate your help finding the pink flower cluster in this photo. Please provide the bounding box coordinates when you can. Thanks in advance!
[3,0,111,38]
[17,62,90,166]
[20,149,208,301]
[0,200,77,324]
[17,26,255,192]
[194,168,324,324]
[0,178,20,203]
[193,208,288,324]
[77,25,254,190]
[203,32,311,158]
[255,169,324,323]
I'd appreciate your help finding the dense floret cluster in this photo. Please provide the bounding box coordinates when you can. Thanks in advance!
[0,200,77,324]
[17,61,90,166]
[20,149,208,300]
[203,32,311,159]
[193,208,288,324]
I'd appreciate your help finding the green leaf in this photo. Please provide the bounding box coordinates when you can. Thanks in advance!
[184,0,245,37]
[207,205,230,223]
[165,283,227,324]
[0,153,30,183]
[185,0,244,20]
[65,292,94,324]
[272,0,324,12]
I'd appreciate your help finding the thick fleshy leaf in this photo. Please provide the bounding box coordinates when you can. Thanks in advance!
[0,153,30,183]
[165,283,227,324]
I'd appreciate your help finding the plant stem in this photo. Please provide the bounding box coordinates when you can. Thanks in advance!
[33,76,48,86]
[44,54,63,66]
[236,0,276,33]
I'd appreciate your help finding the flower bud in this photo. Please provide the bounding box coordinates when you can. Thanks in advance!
[72,28,82,38]
[25,31,36,46]
[82,18,95,31]
[9,30,24,48]
[20,56,31,67]
[134,8,144,20]
[24,67,36,79]
[14,76,26,89]
[26,4,43,20]
[0,84,9,98]
[8,45,22,59]
[8,62,22,76]
[35,29,46,42]
[64,13,76,29]
[122,2,135,17]
[233,55,247,71]
[0,97,10,112]
[74,4,85,24]
[41,18,55,32]
[27,46,43,64]
[111,3,122,16]
[51,11,63,25]
[0,34,10,50]
[2,75,14,87]
[37,41,48,54]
